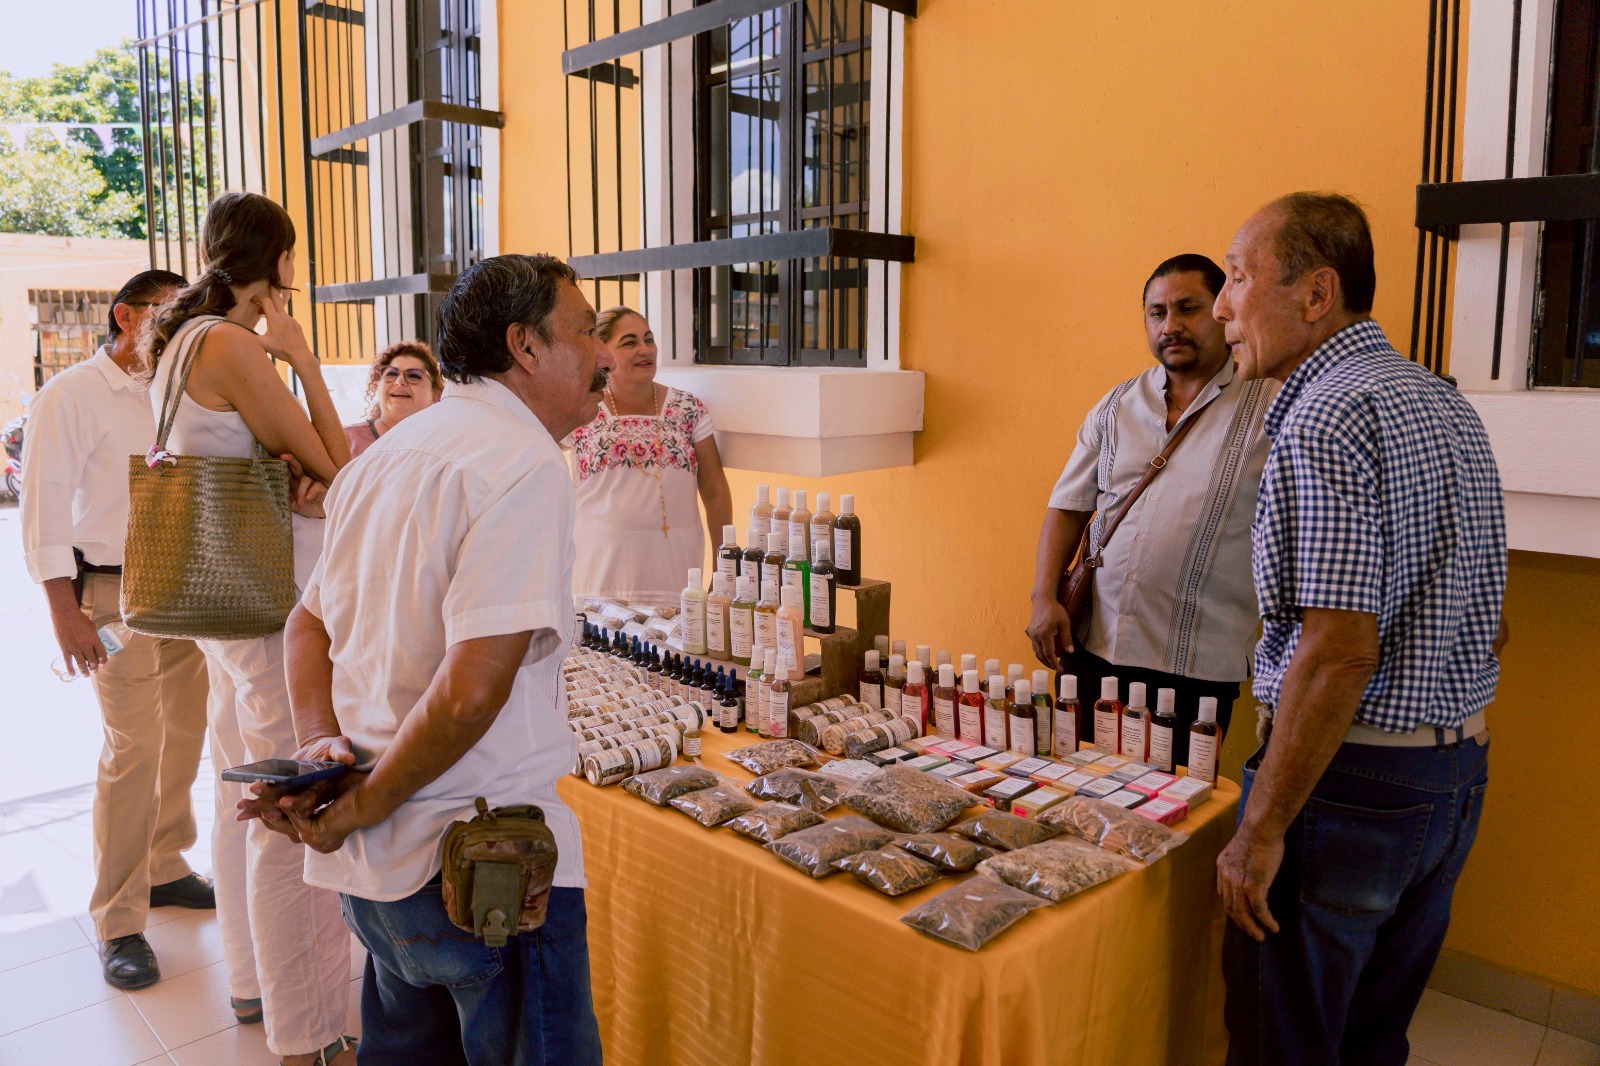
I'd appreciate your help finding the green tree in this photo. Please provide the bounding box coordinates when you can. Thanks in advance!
[0,44,147,238]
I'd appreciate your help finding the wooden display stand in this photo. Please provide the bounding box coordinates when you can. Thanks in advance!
[789,577,890,707]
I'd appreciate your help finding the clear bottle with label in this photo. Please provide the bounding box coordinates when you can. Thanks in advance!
[706,573,732,661]
[743,530,767,601]
[772,487,792,532]
[883,653,907,711]
[959,653,978,681]
[983,658,1001,687]
[776,584,806,676]
[680,568,707,655]
[729,576,756,666]
[859,650,884,710]
[1007,679,1036,756]
[684,721,702,759]
[1150,687,1178,773]
[1121,681,1149,761]
[763,527,787,594]
[810,491,835,564]
[755,648,775,737]
[1189,696,1221,783]
[788,489,812,564]
[808,535,837,634]
[1094,676,1122,753]
[782,534,812,629]
[1005,663,1025,704]
[751,483,773,528]
[745,649,766,733]
[1031,668,1054,758]
[984,674,1009,750]
[753,581,779,654]
[768,659,793,739]
[52,621,132,682]
[958,669,985,742]
[1053,675,1081,758]
[717,525,742,585]
[901,660,928,734]
[832,493,861,586]
[932,663,959,738]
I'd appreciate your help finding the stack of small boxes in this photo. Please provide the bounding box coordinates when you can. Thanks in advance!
[864,736,1214,826]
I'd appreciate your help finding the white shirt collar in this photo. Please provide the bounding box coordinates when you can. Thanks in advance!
[442,377,553,438]
[90,346,144,393]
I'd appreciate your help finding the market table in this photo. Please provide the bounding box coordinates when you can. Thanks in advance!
[557,727,1239,1066]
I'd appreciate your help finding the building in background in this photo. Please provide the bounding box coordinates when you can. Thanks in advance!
[136,0,1600,1037]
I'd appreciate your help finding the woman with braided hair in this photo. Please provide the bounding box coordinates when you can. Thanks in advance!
[141,190,355,1066]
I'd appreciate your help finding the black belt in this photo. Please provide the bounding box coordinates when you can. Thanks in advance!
[81,562,123,575]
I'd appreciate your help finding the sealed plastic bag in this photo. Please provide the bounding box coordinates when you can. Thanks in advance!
[726,802,825,844]
[622,764,719,806]
[949,809,1059,852]
[975,836,1137,902]
[899,879,1049,951]
[832,846,944,897]
[765,815,896,878]
[668,781,758,827]
[839,765,977,834]
[744,767,842,812]
[724,739,823,775]
[1038,796,1189,864]
[898,832,996,873]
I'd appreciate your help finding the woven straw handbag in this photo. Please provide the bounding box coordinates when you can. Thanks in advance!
[121,316,297,640]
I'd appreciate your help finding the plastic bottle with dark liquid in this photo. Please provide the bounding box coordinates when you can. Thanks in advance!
[1093,676,1122,753]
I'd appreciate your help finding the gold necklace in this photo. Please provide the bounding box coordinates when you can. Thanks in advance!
[604,382,669,538]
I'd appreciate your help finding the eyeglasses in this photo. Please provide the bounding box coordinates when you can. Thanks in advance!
[379,367,430,385]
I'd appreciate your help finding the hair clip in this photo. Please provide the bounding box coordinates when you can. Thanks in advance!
[211,267,234,284]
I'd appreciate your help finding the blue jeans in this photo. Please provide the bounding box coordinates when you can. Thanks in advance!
[341,881,602,1066]
[1223,733,1489,1066]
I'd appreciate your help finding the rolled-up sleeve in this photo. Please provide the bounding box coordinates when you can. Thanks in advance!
[20,385,87,583]
[443,459,570,654]
[1046,396,1107,512]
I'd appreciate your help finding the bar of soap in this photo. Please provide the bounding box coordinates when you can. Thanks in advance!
[1029,762,1076,786]
[1095,754,1132,774]
[959,745,1001,763]
[929,760,978,781]
[1103,789,1147,810]
[1161,776,1214,807]
[924,740,968,759]
[1107,761,1156,783]
[1058,771,1098,796]
[1076,777,1123,800]
[901,735,944,755]
[1125,771,1179,799]
[904,754,950,772]
[982,777,1037,811]
[1065,750,1106,768]
[816,759,879,783]
[977,751,1026,772]
[1135,797,1188,825]
[1007,757,1052,778]
[954,769,1006,793]
[1011,787,1068,819]
[868,746,913,766]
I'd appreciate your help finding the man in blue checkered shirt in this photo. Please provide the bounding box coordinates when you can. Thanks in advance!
[1212,193,1507,1066]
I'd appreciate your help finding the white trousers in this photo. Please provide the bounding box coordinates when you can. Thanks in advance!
[200,632,350,1057]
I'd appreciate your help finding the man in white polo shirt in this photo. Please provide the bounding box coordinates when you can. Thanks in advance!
[261,255,612,1064]
[21,269,216,991]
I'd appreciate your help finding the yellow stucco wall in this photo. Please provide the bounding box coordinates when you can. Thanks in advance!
[500,1,1599,998]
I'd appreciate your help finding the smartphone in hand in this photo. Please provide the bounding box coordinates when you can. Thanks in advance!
[220,759,348,790]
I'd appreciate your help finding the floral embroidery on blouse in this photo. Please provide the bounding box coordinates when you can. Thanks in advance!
[569,389,707,484]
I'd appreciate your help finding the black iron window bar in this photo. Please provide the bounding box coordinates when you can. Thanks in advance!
[1412,0,1600,387]
[562,0,915,368]
[304,0,500,359]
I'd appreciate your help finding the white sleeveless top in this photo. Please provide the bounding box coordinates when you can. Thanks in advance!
[150,315,325,589]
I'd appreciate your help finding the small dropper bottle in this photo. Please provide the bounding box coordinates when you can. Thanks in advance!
[901,660,928,734]
[1007,678,1036,756]
[859,650,884,710]
[932,664,959,739]
[984,674,1009,750]
[1032,668,1054,758]
[1121,682,1150,762]
[1094,676,1123,753]
[1150,688,1178,773]
[1189,697,1221,783]
[1053,675,1081,758]
[718,670,741,733]
[958,669,985,743]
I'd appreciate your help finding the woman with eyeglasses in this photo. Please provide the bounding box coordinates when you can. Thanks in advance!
[343,341,443,458]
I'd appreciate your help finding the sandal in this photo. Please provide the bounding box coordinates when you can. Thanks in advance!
[280,1034,357,1066]
[230,996,263,1025]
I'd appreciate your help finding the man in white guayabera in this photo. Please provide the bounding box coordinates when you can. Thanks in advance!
[242,254,614,1063]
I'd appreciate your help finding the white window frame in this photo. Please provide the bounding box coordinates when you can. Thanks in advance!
[635,1,922,476]
[1448,0,1600,557]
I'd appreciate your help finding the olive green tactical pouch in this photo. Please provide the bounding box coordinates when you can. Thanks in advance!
[440,798,559,947]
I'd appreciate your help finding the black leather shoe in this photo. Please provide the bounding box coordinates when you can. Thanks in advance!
[100,934,160,990]
[150,873,216,910]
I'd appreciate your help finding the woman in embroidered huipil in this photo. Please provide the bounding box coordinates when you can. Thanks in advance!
[567,307,733,609]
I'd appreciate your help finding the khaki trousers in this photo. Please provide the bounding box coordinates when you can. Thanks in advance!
[81,572,209,941]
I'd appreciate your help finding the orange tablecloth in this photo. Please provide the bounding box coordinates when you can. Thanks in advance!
[558,729,1239,1066]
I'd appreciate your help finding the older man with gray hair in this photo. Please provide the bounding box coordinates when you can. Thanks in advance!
[1212,193,1507,1065]
[254,254,613,1064]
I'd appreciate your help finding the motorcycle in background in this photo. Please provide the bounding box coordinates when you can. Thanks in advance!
[3,413,24,499]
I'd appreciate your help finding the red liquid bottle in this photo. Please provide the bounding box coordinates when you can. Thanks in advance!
[1093,676,1122,754]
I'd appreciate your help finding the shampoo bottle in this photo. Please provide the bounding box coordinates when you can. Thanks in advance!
[743,530,767,600]
[808,535,837,634]
[788,490,812,562]
[1121,682,1149,761]
[1053,675,1081,758]
[772,488,791,531]
[1007,679,1036,756]
[1094,676,1122,753]
[776,584,806,676]
[883,653,907,709]
[1189,696,1221,783]
[729,576,756,666]
[762,527,787,594]
[901,661,928,734]
[706,573,732,661]
[859,650,884,710]
[958,669,985,742]
[782,534,812,628]
[751,483,773,528]
[1150,688,1178,773]
[768,659,793,739]
[680,568,707,655]
[753,581,779,652]
[745,649,766,734]
[1032,668,1054,758]
[932,664,959,738]
[810,491,835,564]
[833,493,861,586]
[984,674,1009,750]
[717,525,742,584]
